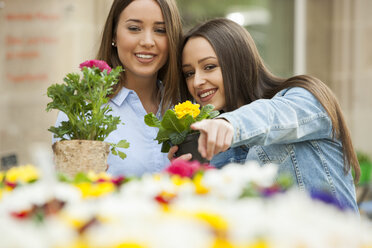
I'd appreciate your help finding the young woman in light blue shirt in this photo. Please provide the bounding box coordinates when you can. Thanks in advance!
[175,18,360,211]
[54,0,183,176]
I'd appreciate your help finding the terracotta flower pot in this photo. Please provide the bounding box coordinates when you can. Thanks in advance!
[175,132,209,164]
[52,140,110,178]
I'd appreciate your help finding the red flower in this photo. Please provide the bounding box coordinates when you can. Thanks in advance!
[154,191,176,205]
[5,181,17,189]
[165,159,214,178]
[79,59,112,74]
[11,210,32,219]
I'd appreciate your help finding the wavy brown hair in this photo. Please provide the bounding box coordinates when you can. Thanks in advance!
[180,18,360,182]
[97,0,183,114]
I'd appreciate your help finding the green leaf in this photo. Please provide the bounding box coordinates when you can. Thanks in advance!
[118,151,127,160]
[161,141,171,153]
[156,128,173,143]
[169,131,187,145]
[144,113,161,127]
[57,172,71,182]
[181,114,196,131]
[111,148,118,155]
[73,172,91,183]
[208,110,220,119]
[196,104,215,121]
[116,140,130,149]
[161,110,184,133]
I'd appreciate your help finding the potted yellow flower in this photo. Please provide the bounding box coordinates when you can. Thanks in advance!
[144,101,219,163]
[46,60,129,177]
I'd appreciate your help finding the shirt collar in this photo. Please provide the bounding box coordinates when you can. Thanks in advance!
[111,86,131,106]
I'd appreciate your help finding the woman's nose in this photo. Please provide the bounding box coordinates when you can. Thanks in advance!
[193,71,205,87]
[139,31,155,48]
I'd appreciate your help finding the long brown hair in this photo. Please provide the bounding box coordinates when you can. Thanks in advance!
[97,0,183,114]
[180,18,360,181]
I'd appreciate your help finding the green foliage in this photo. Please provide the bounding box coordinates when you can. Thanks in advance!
[144,104,219,153]
[46,64,129,160]
[357,151,372,164]
[356,151,372,185]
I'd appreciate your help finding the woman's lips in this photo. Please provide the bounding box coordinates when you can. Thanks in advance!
[135,53,156,63]
[198,89,217,103]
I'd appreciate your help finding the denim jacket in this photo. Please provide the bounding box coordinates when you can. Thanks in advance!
[211,87,358,212]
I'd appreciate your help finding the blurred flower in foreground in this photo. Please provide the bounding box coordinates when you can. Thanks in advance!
[0,162,371,248]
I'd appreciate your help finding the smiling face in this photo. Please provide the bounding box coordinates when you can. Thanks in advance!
[182,37,226,111]
[115,0,169,82]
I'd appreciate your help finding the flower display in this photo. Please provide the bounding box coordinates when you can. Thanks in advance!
[46,59,129,159]
[1,161,371,248]
[144,101,219,152]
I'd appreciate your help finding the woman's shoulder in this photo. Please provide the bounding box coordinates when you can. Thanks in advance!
[276,87,318,103]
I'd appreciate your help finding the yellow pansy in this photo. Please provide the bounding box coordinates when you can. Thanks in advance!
[173,100,200,119]
[5,164,39,183]
[75,182,115,198]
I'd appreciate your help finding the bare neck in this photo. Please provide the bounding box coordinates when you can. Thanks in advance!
[124,74,160,114]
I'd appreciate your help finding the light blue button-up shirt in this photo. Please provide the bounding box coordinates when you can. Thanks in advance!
[53,86,170,177]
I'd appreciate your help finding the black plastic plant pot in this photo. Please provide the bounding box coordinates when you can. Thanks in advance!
[175,132,209,164]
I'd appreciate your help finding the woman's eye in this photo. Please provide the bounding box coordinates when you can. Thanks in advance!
[128,26,141,31]
[183,71,194,79]
[155,28,166,34]
[205,64,217,70]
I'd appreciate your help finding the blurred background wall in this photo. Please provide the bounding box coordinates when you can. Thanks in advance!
[0,0,371,169]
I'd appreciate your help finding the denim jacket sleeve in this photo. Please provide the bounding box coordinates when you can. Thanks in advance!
[218,87,333,147]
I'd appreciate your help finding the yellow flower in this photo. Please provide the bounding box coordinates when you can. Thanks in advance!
[249,240,270,248]
[193,173,209,195]
[75,182,115,198]
[194,211,228,233]
[171,175,191,186]
[87,171,111,182]
[115,242,147,248]
[211,239,270,248]
[211,238,235,248]
[5,164,39,183]
[174,100,200,119]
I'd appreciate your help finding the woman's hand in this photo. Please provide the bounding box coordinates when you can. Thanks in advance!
[168,145,192,161]
[191,119,234,160]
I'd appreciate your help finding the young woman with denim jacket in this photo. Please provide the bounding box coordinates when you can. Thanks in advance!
[173,18,360,212]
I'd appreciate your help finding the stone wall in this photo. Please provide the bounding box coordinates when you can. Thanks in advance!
[0,0,113,168]
[306,0,372,157]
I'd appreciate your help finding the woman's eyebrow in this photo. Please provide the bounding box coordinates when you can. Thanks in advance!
[182,56,217,68]
[125,19,165,25]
